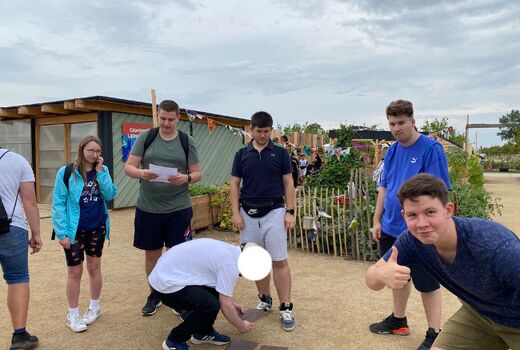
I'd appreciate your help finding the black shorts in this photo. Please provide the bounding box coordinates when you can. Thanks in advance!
[64,226,106,267]
[133,207,193,250]
[380,231,440,293]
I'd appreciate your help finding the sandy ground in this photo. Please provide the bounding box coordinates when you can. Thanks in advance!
[0,172,518,350]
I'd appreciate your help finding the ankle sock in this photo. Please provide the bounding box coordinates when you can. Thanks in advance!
[89,299,100,311]
[68,307,80,319]
[13,327,26,335]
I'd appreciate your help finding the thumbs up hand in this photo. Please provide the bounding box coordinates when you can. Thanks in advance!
[382,246,411,289]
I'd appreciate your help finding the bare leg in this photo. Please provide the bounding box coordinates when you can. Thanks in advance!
[421,289,442,332]
[392,282,411,318]
[7,283,30,329]
[255,273,271,296]
[86,256,102,300]
[66,264,83,308]
[145,249,163,291]
[272,259,291,304]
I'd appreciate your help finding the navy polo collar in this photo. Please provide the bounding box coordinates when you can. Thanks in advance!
[247,140,276,152]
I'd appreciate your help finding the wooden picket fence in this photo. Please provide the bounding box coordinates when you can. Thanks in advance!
[288,169,378,262]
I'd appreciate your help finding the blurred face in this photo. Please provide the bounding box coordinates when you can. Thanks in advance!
[158,109,180,134]
[388,115,416,144]
[252,126,272,146]
[401,195,454,245]
[83,141,102,165]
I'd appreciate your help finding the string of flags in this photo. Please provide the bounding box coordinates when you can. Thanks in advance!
[185,109,251,138]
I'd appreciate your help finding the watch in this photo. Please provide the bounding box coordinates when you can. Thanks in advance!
[286,208,295,215]
[187,174,192,183]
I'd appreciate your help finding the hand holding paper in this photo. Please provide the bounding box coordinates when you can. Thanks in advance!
[148,163,178,183]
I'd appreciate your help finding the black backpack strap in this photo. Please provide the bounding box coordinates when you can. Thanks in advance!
[178,130,190,174]
[142,127,159,157]
[63,163,74,190]
[51,163,74,240]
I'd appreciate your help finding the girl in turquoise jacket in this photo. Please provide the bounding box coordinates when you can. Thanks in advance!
[51,135,117,333]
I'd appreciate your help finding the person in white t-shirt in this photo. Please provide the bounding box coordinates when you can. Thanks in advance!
[149,238,253,350]
[0,148,42,349]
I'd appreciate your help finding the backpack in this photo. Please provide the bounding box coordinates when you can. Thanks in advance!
[0,150,19,234]
[142,127,190,174]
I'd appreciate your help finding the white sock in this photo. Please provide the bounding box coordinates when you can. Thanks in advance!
[89,299,100,311]
[68,307,80,319]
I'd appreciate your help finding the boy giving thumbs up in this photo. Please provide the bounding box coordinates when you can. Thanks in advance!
[365,174,520,350]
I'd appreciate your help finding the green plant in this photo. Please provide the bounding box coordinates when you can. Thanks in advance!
[446,147,468,184]
[452,183,502,219]
[305,151,364,190]
[188,183,219,197]
[467,155,484,187]
[214,183,237,232]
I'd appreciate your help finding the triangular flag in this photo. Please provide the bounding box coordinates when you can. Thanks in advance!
[208,118,216,132]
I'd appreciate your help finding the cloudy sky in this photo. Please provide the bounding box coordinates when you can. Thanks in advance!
[1,0,518,146]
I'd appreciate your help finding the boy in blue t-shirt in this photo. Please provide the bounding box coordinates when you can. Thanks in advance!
[370,99,451,349]
[366,174,520,350]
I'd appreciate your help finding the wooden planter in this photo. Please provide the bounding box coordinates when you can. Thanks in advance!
[191,194,220,231]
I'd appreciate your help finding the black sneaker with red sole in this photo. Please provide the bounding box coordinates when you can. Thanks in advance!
[369,313,410,336]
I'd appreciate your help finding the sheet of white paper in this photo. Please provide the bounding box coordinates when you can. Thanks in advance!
[148,163,178,183]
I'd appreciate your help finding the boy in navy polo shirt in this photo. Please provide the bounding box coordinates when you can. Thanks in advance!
[366,174,520,350]
[370,100,451,350]
[230,111,297,331]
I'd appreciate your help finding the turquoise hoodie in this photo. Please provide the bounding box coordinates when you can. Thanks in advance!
[51,165,117,244]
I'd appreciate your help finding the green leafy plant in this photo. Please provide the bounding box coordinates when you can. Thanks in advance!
[188,184,219,197]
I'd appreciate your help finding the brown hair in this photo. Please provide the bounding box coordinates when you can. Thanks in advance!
[158,100,180,114]
[75,135,102,184]
[386,99,414,118]
[397,173,449,207]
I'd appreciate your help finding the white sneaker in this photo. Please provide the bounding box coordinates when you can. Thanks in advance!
[82,308,100,325]
[67,315,88,332]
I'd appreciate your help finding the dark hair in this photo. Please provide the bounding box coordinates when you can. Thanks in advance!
[386,99,413,118]
[397,173,449,207]
[159,100,180,114]
[281,135,289,142]
[251,111,273,128]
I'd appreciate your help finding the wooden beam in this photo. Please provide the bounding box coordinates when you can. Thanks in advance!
[41,104,70,115]
[64,100,91,112]
[466,123,520,129]
[18,106,47,116]
[34,113,98,126]
[0,108,23,118]
[75,99,153,116]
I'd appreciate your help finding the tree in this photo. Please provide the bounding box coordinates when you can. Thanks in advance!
[497,110,520,144]
[335,124,354,148]
[421,117,449,133]
[304,123,324,135]
[421,117,465,146]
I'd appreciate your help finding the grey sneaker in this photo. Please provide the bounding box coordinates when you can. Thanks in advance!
[256,294,272,311]
[280,303,296,331]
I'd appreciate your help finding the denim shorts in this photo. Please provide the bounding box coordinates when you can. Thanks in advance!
[0,225,29,284]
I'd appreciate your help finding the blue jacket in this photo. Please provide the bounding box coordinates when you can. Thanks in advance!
[51,165,117,244]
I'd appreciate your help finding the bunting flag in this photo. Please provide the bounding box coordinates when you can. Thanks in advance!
[207,118,216,132]
[186,110,205,120]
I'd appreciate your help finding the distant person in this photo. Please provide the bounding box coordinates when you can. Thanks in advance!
[370,99,451,350]
[149,238,254,350]
[0,147,42,349]
[51,136,117,332]
[307,151,322,175]
[366,174,520,350]
[230,111,297,331]
[124,100,201,316]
